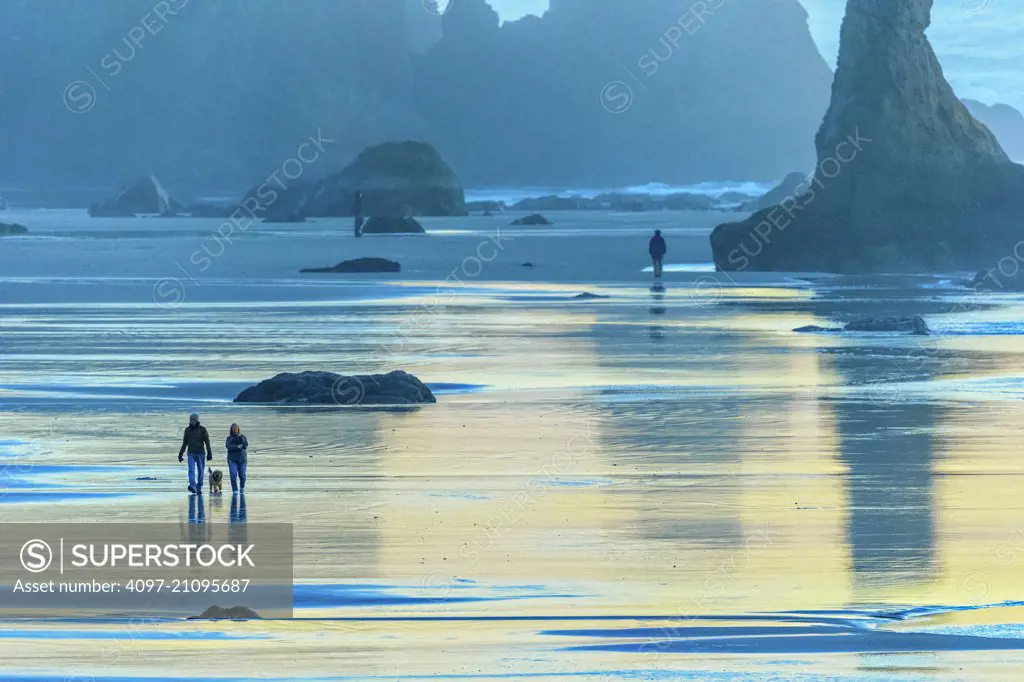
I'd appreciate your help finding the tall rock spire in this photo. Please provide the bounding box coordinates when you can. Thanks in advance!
[711,0,1024,273]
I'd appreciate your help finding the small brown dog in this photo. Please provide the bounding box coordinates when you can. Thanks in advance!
[209,469,223,494]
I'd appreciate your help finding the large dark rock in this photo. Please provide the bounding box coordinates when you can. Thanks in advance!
[362,217,425,234]
[511,214,552,226]
[234,370,436,405]
[795,315,930,335]
[89,176,180,217]
[301,258,401,274]
[307,141,467,217]
[190,605,262,620]
[0,222,28,235]
[711,0,1024,273]
[236,142,465,220]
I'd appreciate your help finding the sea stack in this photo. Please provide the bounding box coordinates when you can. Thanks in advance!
[710,0,1024,273]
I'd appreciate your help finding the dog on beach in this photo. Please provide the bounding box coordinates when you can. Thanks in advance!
[209,469,223,494]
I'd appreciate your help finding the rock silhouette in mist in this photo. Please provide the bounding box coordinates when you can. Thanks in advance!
[301,258,401,274]
[89,176,180,217]
[711,0,1024,273]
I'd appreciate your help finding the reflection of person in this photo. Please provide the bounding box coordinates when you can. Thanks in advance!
[188,492,206,524]
[225,423,248,494]
[178,413,212,495]
[352,191,364,238]
[649,229,667,278]
[230,493,247,523]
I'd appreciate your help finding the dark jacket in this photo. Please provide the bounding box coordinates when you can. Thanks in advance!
[352,193,363,216]
[226,433,248,459]
[649,234,667,259]
[179,423,212,457]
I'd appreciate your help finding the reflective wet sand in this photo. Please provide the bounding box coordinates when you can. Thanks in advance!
[2,213,1024,679]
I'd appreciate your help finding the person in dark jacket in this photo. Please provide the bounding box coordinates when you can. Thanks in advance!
[178,413,212,494]
[225,423,249,493]
[649,229,667,278]
[352,191,364,238]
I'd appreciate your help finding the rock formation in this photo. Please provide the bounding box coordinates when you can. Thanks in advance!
[0,0,831,194]
[415,0,833,186]
[308,141,466,217]
[0,0,438,193]
[301,258,402,274]
[711,0,1024,273]
[963,99,1024,162]
[511,214,552,226]
[89,176,180,217]
[242,142,465,221]
[0,223,28,235]
[795,316,930,335]
[234,370,436,405]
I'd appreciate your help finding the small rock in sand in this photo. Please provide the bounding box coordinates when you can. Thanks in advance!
[301,258,401,274]
[573,292,610,300]
[189,605,262,620]
[511,213,552,226]
[794,315,930,335]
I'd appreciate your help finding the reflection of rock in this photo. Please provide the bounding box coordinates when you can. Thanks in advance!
[89,175,180,217]
[362,216,426,234]
[712,0,1024,273]
[234,370,436,405]
[745,172,807,211]
[0,222,28,235]
[301,258,401,274]
[190,605,262,620]
[825,350,943,587]
[795,316,930,335]
[511,214,552,226]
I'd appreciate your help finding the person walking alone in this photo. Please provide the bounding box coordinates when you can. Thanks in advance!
[649,229,667,278]
[178,413,212,495]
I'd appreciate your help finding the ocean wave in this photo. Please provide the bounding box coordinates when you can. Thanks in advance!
[466,181,770,204]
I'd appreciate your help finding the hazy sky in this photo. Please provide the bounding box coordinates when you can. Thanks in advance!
[488,0,1021,108]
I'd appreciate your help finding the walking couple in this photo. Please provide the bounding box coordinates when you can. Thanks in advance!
[178,414,249,494]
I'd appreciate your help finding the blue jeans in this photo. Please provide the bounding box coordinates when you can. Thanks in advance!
[228,454,247,492]
[187,453,206,491]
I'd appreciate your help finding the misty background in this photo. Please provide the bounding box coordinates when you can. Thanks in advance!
[0,0,1020,201]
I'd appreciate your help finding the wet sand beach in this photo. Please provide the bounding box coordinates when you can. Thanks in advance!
[2,211,1024,679]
